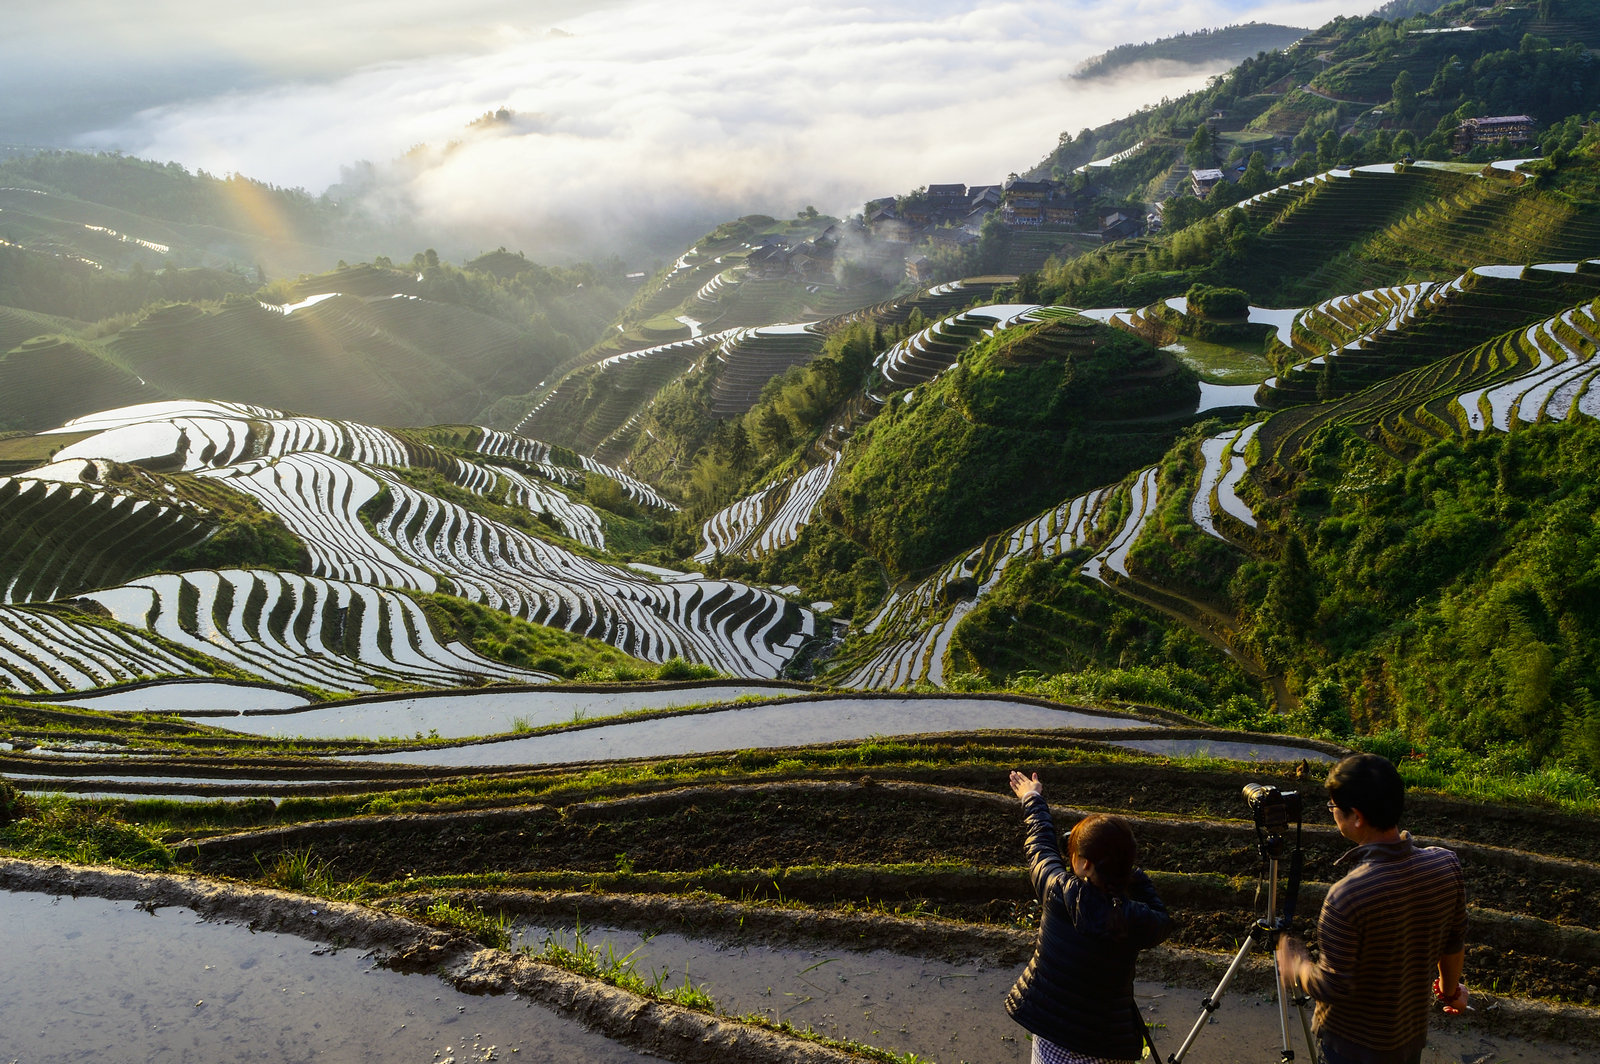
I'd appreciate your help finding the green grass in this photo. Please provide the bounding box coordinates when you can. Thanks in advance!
[525,921,713,1007]
[1162,337,1274,382]
[257,846,357,898]
[423,898,512,948]
[0,794,173,869]
[413,592,656,678]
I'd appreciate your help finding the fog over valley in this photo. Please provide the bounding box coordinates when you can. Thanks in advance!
[5,0,1376,263]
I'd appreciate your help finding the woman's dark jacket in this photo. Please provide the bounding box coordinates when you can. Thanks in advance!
[1005,793,1175,1059]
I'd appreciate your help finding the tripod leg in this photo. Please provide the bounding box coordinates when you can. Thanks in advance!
[1272,949,1320,1064]
[1168,930,1256,1064]
[1295,989,1318,1063]
[1272,950,1295,1061]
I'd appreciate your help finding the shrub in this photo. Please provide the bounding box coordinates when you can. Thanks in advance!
[0,777,21,825]
[655,656,718,681]
[1185,283,1250,320]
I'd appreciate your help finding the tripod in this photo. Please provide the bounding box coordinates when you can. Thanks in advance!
[1167,830,1317,1063]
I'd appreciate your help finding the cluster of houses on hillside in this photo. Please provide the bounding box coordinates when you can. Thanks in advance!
[858,177,1147,277]
[743,111,1546,288]
[742,227,843,283]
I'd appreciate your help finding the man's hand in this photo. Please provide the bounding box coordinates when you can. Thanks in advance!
[1276,934,1311,992]
[1009,770,1043,801]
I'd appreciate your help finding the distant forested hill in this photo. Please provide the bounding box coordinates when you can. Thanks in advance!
[1071,23,1309,79]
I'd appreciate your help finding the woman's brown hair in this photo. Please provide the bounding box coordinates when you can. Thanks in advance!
[1067,813,1138,895]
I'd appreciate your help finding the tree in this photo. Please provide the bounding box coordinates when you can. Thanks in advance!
[1265,532,1317,638]
[1187,125,1216,168]
[1239,151,1270,194]
[1392,69,1415,120]
[1162,194,1209,233]
[1316,130,1341,168]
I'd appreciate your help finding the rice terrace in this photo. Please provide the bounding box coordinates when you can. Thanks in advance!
[6,0,1600,1060]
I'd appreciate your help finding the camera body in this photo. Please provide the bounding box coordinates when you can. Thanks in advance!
[1242,783,1302,835]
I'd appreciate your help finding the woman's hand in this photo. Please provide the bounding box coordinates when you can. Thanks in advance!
[1009,770,1043,801]
[1433,977,1469,1015]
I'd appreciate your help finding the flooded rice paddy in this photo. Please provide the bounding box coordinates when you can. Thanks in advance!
[37,680,314,713]
[510,921,1587,1064]
[1113,736,1340,763]
[1163,337,1274,383]
[209,684,812,740]
[337,697,1160,767]
[1192,381,1262,413]
[0,889,653,1064]
[515,921,1036,1063]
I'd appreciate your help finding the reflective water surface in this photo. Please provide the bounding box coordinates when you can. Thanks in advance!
[0,890,654,1064]
[214,684,811,740]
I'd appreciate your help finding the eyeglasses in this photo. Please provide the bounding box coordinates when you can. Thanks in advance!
[1325,800,1342,814]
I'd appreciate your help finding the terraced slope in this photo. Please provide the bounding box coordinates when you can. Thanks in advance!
[0,605,207,693]
[0,336,157,434]
[1,287,565,434]
[0,476,212,604]
[472,427,675,512]
[4,401,812,684]
[1259,262,1600,407]
[0,307,91,351]
[516,333,722,453]
[707,324,826,417]
[1258,294,1600,471]
[1223,164,1600,305]
[692,302,1141,568]
[829,487,1110,688]
[82,569,546,693]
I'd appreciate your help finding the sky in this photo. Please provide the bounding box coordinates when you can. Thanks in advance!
[1,0,1381,264]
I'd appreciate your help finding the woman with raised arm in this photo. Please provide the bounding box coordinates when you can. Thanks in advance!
[1005,770,1174,1064]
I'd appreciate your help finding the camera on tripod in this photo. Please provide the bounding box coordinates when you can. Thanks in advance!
[1169,782,1314,1063]
[1242,783,1302,836]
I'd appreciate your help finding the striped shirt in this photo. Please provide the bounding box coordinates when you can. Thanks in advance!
[1305,833,1467,1055]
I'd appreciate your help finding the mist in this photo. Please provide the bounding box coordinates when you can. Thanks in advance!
[3,0,1382,265]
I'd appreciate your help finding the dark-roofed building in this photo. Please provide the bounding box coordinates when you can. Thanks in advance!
[1099,210,1142,244]
[1454,114,1536,153]
[968,185,1002,210]
[1191,168,1226,197]
[906,255,936,283]
[1002,177,1053,195]
[868,207,915,244]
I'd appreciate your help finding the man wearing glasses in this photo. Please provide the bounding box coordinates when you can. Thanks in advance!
[1276,753,1469,1064]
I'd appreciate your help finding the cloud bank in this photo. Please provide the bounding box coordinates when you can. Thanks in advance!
[6,0,1381,264]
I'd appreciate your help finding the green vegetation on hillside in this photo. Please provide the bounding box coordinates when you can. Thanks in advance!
[1252,420,1600,774]
[826,318,1197,573]
[0,154,638,433]
[412,593,665,679]
[1025,0,1600,251]
[1072,23,1310,80]
[0,246,256,324]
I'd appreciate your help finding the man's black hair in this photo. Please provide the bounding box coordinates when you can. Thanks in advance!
[1326,752,1404,830]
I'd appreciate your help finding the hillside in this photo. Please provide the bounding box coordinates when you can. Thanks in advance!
[0,253,634,432]
[1071,23,1310,80]
[826,315,1198,573]
[1032,0,1600,208]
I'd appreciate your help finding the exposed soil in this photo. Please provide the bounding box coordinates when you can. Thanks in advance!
[178,766,1600,1017]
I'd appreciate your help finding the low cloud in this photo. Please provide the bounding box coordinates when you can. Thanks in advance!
[22,0,1380,264]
